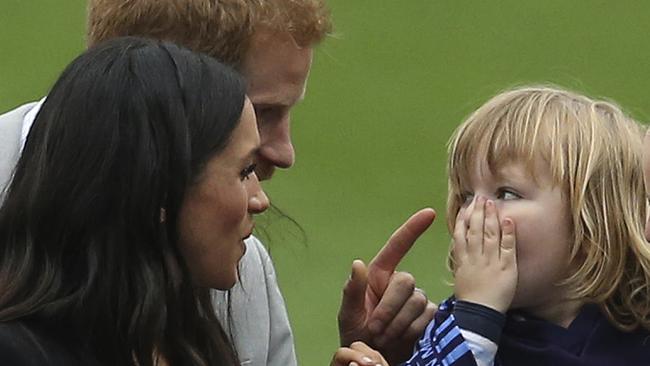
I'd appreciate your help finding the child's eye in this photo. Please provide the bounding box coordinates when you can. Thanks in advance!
[240,163,257,181]
[497,188,521,201]
[460,192,474,205]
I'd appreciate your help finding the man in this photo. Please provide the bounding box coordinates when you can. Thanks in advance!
[0,0,436,364]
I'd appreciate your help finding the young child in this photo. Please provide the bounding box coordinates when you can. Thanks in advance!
[404,86,650,366]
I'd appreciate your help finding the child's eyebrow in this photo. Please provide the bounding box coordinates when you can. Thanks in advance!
[493,163,541,185]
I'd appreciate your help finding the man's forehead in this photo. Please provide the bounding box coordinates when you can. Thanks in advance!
[247,83,307,108]
[241,31,312,72]
[241,30,312,108]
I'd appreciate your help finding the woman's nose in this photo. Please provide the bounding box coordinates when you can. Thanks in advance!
[248,173,270,214]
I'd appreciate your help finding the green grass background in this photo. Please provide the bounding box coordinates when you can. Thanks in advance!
[3,1,650,364]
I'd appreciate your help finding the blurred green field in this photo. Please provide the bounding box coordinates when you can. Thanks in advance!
[3,1,650,364]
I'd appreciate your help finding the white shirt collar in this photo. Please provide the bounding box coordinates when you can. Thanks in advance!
[20,97,47,152]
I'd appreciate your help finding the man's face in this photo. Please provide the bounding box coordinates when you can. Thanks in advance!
[240,29,314,181]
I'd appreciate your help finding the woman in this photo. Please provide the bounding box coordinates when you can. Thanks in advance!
[0,36,268,365]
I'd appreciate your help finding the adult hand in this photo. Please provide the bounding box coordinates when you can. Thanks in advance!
[330,341,388,366]
[338,208,437,364]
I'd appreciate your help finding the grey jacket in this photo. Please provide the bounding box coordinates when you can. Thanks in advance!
[0,102,298,366]
[214,237,298,366]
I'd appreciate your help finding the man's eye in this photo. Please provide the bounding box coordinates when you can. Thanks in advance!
[255,107,280,122]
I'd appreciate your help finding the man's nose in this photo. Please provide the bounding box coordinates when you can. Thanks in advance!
[259,115,295,169]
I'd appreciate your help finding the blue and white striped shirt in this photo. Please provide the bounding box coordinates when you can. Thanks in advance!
[402,298,482,366]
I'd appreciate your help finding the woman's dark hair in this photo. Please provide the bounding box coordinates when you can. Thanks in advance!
[0,37,247,365]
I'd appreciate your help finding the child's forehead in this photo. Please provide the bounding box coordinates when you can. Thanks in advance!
[461,155,554,187]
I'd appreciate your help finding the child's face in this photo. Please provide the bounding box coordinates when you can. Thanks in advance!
[459,157,575,320]
[643,133,650,240]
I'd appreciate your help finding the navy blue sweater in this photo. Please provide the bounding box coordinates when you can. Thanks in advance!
[403,297,650,366]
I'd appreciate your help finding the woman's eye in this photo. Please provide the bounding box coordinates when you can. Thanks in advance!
[240,163,257,181]
[497,188,521,200]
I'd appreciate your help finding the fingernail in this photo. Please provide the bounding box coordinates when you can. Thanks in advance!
[502,218,513,231]
[486,199,493,208]
[349,362,359,366]
[361,357,374,365]
[349,259,362,280]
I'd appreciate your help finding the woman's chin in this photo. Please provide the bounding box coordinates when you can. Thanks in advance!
[210,274,238,291]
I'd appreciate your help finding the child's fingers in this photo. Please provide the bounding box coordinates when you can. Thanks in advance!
[452,207,468,261]
[500,218,516,266]
[466,196,486,257]
[330,342,387,366]
[330,347,369,366]
[349,341,388,365]
[483,199,500,262]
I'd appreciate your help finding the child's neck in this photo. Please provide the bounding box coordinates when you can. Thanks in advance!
[523,298,584,328]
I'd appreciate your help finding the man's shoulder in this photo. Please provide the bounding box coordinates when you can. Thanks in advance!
[242,235,275,267]
[0,102,38,127]
[243,235,270,258]
[0,102,40,199]
[0,102,37,145]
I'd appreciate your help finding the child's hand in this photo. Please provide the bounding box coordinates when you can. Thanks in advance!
[331,341,389,366]
[452,196,517,314]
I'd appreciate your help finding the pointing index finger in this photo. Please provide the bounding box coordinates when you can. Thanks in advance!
[369,208,436,273]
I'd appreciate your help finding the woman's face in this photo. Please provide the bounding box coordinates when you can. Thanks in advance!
[178,99,269,289]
